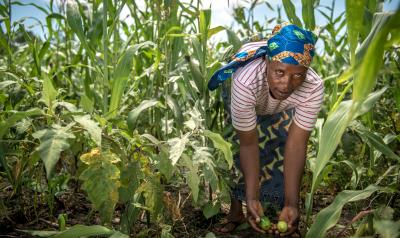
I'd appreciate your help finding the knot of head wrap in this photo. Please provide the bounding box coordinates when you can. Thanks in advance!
[207,23,318,91]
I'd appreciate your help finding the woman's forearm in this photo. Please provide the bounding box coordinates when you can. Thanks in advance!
[237,128,260,200]
[283,123,310,207]
[240,144,260,200]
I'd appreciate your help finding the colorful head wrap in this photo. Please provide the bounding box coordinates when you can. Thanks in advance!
[208,23,317,91]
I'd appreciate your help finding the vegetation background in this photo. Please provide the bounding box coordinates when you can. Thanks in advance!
[0,0,399,237]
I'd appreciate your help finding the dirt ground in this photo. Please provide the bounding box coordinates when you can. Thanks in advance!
[0,181,355,238]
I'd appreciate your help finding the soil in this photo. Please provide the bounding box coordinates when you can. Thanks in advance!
[0,180,358,238]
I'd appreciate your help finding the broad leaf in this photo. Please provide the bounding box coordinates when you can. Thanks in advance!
[73,115,102,147]
[186,166,200,202]
[203,201,220,219]
[0,108,42,139]
[374,220,400,238]
[167,133,189,165]
[79,149,121,223]
[204,130,233,169]
[41,74,58,108]
[32,124,75,179]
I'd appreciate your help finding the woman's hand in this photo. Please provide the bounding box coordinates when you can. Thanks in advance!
[276,206,299,236]
[246,199,265,233]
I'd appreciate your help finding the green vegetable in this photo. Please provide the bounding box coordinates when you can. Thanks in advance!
[259,216,271,230]
[277,220,288,233]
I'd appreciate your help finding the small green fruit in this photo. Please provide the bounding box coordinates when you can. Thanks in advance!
[277,220,288,233]
[259,216,271,230]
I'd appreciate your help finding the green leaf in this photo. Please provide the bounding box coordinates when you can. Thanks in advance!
[156,147,175,181]
[346,0,366,64]
[204,130,233,169]
[127,99,160,132]
[208,26,225,39]
[353,11,399,102]
[136,177,163,221]
[0,80,17,90]
[167,133,189,166]
[73,115,102,147]
[203,201,220,219]
[80,94,94,113]
[54,225,113,238]
[225,28,242,52]
[110,231,130,238]
[306,185,381,238]
[374,219,400,238]
[19,230,58,237]
[108,47,135,119]
[186,54,203,93]
[186,167,200,202]
[32,124,75,179]
[282,0,303,27]
[355,126,400,162]
[0,108,42,139]
[308,87,386,221]
[41,74,58,108]
[301,0,315,29]
[119,161,142,203]
[79,149,121,223]
[166,95,183,130]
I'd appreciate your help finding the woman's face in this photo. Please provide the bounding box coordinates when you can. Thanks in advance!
[266,60,308,100]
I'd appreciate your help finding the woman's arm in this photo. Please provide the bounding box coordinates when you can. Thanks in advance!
[237,128,265,233]
[283,122,311,208]
[278,121,311,236]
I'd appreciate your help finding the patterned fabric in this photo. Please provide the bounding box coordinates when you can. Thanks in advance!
[207,22,317,91]
[222,81,293,209]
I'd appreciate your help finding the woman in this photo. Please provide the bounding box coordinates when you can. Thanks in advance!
[208,23,324,235]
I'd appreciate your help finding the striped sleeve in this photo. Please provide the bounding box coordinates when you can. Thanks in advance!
[231,75,257,131]
[293,80,324,131]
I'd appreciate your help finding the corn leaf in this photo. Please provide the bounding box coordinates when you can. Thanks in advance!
[127,99,160,131]
[108,47,135,119]
[282,0,303,27]
[346,0,366,63]
[301,0,315,30]
[355,126,400,162]
[353,10,399,102]
[306,185,381,238]
[165,95,183,130]
[54,225,114,238]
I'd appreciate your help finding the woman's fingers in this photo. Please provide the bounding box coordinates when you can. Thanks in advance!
[247,216,265,233]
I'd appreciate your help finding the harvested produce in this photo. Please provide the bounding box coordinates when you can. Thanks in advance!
[277,220,288,233]
[259,216,271,230]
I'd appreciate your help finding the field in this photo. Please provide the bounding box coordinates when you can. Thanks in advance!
[0,0,399,237]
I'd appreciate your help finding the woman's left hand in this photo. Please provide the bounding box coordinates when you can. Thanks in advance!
[276,206,299,236]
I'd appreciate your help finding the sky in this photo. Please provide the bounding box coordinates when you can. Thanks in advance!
[8,0,400,43]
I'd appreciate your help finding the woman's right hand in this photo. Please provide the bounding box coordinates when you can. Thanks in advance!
[246,199,266,233]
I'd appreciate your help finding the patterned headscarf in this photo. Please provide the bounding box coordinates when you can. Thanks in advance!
[208,23,317,91]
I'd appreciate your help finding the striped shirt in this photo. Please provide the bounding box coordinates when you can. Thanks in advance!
[231,41,324,131]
